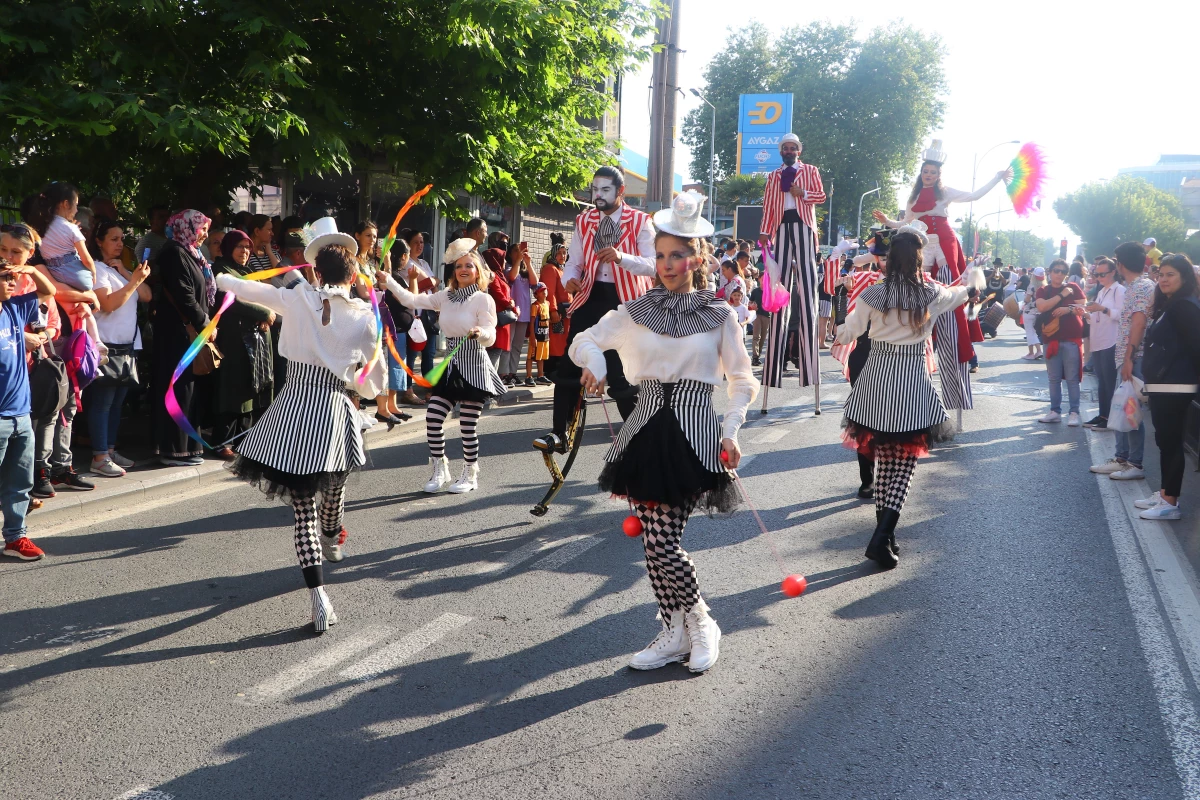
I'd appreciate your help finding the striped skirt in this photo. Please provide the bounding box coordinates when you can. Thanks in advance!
[841,340,948,457]
[229,360,363,501]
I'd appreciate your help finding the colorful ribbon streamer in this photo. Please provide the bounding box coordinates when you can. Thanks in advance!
[239,262,310,282]
[163,292,237,448]
[384,327,432,388]
[356,289,384,386]
[422,338,465,387]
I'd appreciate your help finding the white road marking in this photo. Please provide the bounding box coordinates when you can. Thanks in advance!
[1088,432,1200,797]
[114,788,174,800]
[338,613,472,683]
[737,454,757,470]
[531,537,601,571]
[473,538,555,575]
[244,626,393,699]
[752,427,791,445]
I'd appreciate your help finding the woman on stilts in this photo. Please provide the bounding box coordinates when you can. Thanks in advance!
[377,239,506,494]
[216,220,384,633]
[569,192,758,674]
[836,223,982,569]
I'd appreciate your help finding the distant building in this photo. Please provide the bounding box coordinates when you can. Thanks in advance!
[1118,155,1200,226]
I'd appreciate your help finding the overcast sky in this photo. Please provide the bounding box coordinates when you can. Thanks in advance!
[620,0,1200,243]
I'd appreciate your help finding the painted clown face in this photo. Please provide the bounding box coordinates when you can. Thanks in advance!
[591,177,621,211]
[780,141,801,166]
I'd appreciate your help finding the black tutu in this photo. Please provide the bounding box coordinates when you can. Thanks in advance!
[598,406,738,514]
[429,365,492,404]
[227,454,353,503]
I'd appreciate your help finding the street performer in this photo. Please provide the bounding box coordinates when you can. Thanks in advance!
[757,133,826,394]
[532,165,656,454]
[874,140,1011,414]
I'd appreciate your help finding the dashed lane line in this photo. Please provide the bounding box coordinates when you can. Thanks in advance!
[338,613,472,683]
[530,537,602,571]
[751,427,791,445]
[114,788,174,800]
[244,625,394,700]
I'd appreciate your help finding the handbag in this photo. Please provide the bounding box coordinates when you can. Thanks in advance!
[28,344,69,420]
[93,342,139,387]
[496,308,518,328]
[163,288,222,375]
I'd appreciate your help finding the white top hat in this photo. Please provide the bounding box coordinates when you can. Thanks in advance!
[779,132,802,152]
[922,139,947,165]
[443,237,479,266]
[303,217,358,265]
[653,191,715,239]
[896,219,930,246]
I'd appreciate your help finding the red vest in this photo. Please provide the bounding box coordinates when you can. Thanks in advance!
[567,204,653,315]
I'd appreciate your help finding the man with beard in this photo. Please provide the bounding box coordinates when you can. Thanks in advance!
[757,133,826,396]
[532,166,656,453]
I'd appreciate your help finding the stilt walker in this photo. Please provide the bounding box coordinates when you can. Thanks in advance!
[874,141,1012,427]
[218,220,383,634]
[570,192,759,674]
[757,133,826,414]
[835,225,983,569]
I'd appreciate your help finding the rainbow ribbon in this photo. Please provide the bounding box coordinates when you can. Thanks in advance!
[356,289,384,386]
[423,338,465,387]
[163,292,237,448]
[385,327,432,389]
[239,262,310,282]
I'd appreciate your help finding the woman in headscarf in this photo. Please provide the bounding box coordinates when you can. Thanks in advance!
[209,229,275,459]
[151,210,213,466]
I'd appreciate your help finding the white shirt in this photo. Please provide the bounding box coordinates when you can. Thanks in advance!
[730,302,752,326]
[836,282,976,347]
[885,174,1006,223]
[381,276,497,346]
[562,205,657,285]
[93,263,142,347]
[568,305,759,442]
[1089,282,1125,351]
[41,216,84,260]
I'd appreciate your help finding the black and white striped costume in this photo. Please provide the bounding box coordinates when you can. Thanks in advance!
[762,217,820,389]
[933,262,973,410]
[569,286,759,617]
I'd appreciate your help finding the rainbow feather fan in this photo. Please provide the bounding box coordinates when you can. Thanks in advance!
[1006,142,1047,217]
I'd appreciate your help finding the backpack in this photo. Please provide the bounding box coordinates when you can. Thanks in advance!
[61,328,100,410]
[28,346,69,420]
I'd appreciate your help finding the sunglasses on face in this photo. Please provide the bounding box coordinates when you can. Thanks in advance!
[1094,270,1112,277]
[0,272,18,283]
[1051,268,1068,274]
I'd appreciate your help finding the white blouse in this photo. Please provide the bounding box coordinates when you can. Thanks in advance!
[381,276,497,346]
[568,306,759,442]
[835,282,975,347]
[884,173,1005,223]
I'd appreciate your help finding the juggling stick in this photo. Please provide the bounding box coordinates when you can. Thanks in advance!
[598,395,641,536]
[721,450,806,597]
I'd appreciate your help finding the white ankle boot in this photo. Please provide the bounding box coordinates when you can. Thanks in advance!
[424,456,452,493]
[628,610,689,670]
[311,586,338,633]
[448,462,479,494]
[685,600,720,673]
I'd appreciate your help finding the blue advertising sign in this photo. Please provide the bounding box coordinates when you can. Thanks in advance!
[737,93,793,175]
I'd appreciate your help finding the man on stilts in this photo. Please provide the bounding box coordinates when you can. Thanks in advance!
[757,133,826,413]
[533,165,656,455]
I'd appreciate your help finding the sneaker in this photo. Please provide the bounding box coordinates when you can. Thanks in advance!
[1067,412,1082,427]
[970,365,979,374]
[31,468,56,499]
[628,611,690,670]
[108,450,135,468]
[320,530,345,563]
[447,463,479,494]
[1111,466,1146,481]
[1140,502,1181,520]
[310,586,338,633]
[1082,416,1107,430]
[502,375,516,387]
[685,604,721,674]
[1089,458,1127,474]
[51,468,95,491]
[1134,493,1165,510]
[359,412,377,431]
[752,357,761,366]
[1038,411,1062,424]
[3,537,45,560]
[160,455,203,467]
[90,456,126,478]
[1022,353,1037,360]
[536,376,553,386]
[524,377,536,387]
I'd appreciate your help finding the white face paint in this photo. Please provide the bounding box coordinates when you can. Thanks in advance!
[591,177,621,212]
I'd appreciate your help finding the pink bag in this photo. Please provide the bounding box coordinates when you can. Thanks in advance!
[759,241,791,313]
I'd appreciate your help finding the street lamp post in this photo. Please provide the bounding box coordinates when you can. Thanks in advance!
[857,184,880,242]
[966,139,1019,256]
[690,88,717,239]
[974,208,1010,260]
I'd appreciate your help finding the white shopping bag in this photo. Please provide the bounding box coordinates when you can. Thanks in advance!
[1108,378,1145,433]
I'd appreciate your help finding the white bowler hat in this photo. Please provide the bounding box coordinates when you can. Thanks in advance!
[303,217,358,265]
[443,237,479,265]
[896,219,930,246]
[922,139,947,165]
[1143,238,1156,247]
[779,132,802,152]
[653,190,715,239]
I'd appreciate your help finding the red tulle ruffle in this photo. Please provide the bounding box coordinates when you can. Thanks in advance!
[841,422,931,460]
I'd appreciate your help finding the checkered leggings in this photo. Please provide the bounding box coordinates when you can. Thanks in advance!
[635,500,700,619]
[290,482,347,581]
[426,396,485,463]
[874,444,918,512]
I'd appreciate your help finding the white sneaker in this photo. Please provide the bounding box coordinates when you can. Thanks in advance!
[628,611,689,670]
[320,533,344,563]
[90,456,125,478]
[447,462,479,494]
[1134,493,1165,510]
[1067,412,1081,427]
[685,603,722,674]
[359,412,377,432]
[1110,466,1146,481]
[1038,411,1062,423]
[423,456,452,493]
[1140,502,1181,520]
[1090,458,1128,474]
[108,449,135,468]
[1022,353,1037,360]
[310,586,338,633]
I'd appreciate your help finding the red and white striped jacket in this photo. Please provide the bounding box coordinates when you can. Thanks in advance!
[567,204,654,315]
[760,162,826,236]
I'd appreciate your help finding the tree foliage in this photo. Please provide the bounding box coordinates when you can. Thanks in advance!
[0,0,656,214]
[1054,176,1188,257]
[972,228,1053,268]
[680,21,946,240]
[717,173,766,208]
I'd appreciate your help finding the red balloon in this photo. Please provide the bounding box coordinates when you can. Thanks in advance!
[781,574,807,597]
[622,515,643,537]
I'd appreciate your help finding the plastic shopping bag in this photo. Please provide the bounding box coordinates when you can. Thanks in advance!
[759,241,791,313]
[407,317,428,351]
[1109,378,1145,433]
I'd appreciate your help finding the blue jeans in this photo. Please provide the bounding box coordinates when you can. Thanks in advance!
[1093,346,1117,420]
[387,333,408,392]
[1046,341,1081,414]
[86,384,129,455]
[1115,356,1145,468]
[44,253,94,291]
[0,415,35,543]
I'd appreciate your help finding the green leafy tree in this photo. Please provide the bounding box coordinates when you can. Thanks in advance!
[680,21,946,242]
[1054,176,1187,256]
[973,228,1053,268]
[0,0,656,215]
[717,173,767,207]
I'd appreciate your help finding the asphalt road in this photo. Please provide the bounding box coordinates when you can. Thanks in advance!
[3,326,1198,800]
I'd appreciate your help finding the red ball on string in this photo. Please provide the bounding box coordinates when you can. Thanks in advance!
[781,574,807,598]
[720,450,730,464]
[622,515,643,537]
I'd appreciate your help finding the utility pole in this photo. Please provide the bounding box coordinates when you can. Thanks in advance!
[646,0,680,211]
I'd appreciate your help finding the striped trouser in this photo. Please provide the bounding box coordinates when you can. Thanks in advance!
[426,396,485,463]
[636,500,699,619]
[762,217,820,389]
[933,264,973,411]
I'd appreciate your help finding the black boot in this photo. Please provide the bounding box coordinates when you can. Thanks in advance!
[865,509,900,568]
[872,508,900,554]
[856,454,874,500]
